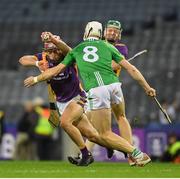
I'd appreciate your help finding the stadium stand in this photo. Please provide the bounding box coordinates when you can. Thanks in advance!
[0,0,180,125]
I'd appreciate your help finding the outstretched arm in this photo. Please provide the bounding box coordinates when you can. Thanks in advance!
[19,55,48,72]
[24,63,66,87]
[41,32,72,56]
[19,55,39,67]
[119,59,156,97]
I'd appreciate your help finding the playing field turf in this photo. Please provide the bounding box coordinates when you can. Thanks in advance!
[0,161,179,178]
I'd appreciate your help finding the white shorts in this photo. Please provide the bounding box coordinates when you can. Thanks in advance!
[56,95,84,115]
[86,82,123,110]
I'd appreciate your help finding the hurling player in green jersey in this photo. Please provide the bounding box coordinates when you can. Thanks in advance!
[85,20,134,165]
[24,21,156,166]
[21,32,119,167]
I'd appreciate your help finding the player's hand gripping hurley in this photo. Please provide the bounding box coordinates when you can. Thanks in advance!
[153,97,172,124]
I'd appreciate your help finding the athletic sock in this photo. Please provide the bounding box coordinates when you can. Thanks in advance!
[80,147,89,158]
[131,148,143,159]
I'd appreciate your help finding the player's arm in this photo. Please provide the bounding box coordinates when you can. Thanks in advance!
[109,42,156,97]
[105,42,122,72]
[111,44,128,71]
[115,44,128,58]
[19,55,39,67]
[119,59,156,96]
[24,51,75,87]
[51,37,72,56]
[24,63,66,87]
[20,53,59,127]
[19,54,47,72]
[41,32,72,56]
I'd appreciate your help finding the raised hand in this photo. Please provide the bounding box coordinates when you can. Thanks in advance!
[41,32,54,42]
[146,87,156,97]
[24,76,37,87]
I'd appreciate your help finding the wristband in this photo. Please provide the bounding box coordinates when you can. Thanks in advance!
[35,61,39,67]
[33,77,38,83]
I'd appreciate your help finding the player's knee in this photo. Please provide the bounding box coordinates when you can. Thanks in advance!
[60,119,70,130]
[116,114,126,122]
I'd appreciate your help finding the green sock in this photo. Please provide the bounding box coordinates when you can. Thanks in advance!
[131,148,142,158]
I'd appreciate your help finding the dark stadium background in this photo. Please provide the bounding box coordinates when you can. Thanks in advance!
[0,0,180,163]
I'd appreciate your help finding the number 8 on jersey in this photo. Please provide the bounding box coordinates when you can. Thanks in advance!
[83,46,99,62]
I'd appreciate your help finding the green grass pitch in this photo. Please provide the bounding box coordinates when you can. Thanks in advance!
[0,161,179,178]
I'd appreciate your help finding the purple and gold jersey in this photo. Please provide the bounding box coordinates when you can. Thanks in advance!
[115,43,128,58]
[114,42,128,76]
[34,53,85,102]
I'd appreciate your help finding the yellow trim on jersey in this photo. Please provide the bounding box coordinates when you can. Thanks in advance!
[32,52,47,62]
[115,43,126,47]
[42,52,47,63]
[115,69,121,77]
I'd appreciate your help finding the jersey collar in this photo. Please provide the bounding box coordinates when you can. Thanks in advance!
[86,37,99,41]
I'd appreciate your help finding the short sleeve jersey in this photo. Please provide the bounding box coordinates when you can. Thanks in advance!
[62,39,125,92]
[114,43,128,77]
[34,52,85,102]
[115,43,128,59]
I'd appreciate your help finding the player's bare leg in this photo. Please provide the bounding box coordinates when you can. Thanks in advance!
[112,101,132,145]
[111,101,135,165]
[85,140,114,159]
[85,110,113,158]
[90,108,151,166]
[76,114,114,148]
[60,101,93,166]
[67,112,112,165]
[89,108,134,152]
[84,102,133,160]
[84,111,99,152]
[60,101,85,149]
[67,110,96,165]
[86,141,95,152]
[68,111,126,165]
[67,110,94,165]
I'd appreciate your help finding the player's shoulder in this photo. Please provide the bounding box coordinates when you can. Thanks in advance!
[115,43,126,46]
[35,52,42,56]
[115,43,127,48]
[75,39,103,49]
[34,52,42,60]
[73,41,85,51]
[35,52,48,61]
[104,41,120,52]
[102,40,114,47]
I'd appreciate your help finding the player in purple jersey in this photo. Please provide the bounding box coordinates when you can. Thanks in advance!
[24,22,156,167]
[39,31,132,165]
[105,20,134,165]
[105,20,128,75]
[19,34,116,166]
[105,20,134,164]
[40,31,134,166]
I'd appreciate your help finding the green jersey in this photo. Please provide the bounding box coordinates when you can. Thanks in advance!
[62,38,124,92]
